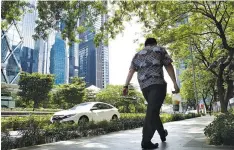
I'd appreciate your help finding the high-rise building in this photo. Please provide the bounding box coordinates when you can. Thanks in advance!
[69,43,79,79]
[50,32,67,84]
[1,20,23,84]
[1,2,37,108]
[34,30,56,74]
[1,1,39,84]
[78,8,109,89]
[48,21,71,85]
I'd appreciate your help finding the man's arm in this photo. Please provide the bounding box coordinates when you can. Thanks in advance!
[123,69,135,96]
[124,69,135,86]
[164,64,180,93]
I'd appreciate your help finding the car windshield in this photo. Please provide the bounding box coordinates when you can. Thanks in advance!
[69,102,93,110]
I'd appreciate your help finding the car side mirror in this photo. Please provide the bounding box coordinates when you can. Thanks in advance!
[90,107,98,111]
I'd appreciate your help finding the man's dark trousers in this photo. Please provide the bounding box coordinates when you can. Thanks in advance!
[142,84,167,143]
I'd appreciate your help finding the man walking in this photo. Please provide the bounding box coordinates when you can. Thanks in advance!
[123,38,180,149]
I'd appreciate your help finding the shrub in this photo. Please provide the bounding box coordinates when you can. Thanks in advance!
[204,113,234,145]
[1,115,51,132]
[1,113,201,132]
[171,113,185,121]
[1,108,62,112]
[161,113,173,123]
[1,113,201,150]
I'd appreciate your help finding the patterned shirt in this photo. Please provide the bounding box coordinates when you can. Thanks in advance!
[130,45,173,90]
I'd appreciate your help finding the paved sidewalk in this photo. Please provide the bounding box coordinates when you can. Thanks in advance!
[16,116,234,150]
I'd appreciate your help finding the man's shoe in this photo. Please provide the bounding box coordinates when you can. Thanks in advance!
[141,141,159,149]
[160,129,168,142]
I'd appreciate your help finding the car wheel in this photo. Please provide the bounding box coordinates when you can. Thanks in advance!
[111,115,118,121]
[78,116,89,125]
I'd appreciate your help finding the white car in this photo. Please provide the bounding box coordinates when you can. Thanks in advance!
[50,102,120,124]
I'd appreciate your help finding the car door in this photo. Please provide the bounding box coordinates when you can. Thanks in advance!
[90,103,104,122]
[99,103,113,121]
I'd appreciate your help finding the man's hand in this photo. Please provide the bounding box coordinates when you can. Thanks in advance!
[172,84,180,94]
[164,64,180,94]
[122,86,128,96]
[123,69,135,96]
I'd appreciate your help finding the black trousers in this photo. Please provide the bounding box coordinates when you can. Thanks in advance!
[142,84,167,143]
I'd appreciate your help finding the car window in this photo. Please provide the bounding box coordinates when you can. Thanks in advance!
[100,104,113,109]
[70,102,92,110]
[92,104,102,110]
[92,103,113,109]
[105,104,113,109]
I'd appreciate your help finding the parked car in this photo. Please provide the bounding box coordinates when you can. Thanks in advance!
[50,102,120,124]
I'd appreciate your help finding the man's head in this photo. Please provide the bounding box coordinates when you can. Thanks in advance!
[145,38,157,47]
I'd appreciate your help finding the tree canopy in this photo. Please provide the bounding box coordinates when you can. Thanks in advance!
[52,77,86,109]
[1,1,28,30]
[96,85,146,113]
[1,1,108,45]
[2,1,234,112]
[18,72,54,108]
[100,1,234,112]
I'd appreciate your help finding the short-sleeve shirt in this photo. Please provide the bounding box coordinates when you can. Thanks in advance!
[130,45,173,90]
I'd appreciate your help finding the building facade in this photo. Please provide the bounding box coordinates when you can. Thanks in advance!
[1,21,23,84]
[78,10,109,88]
[1,1,39,107]
[50,32,67,84]
[69,42,79,80]
[1,1,39,84]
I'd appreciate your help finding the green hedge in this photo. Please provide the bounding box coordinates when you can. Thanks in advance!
[1,113,201,132]
[1,113,201,150]
[204,113,234,145]
[1,115,52,131]
[1,108,62,112]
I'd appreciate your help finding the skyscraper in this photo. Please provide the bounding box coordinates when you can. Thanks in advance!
[1,20,23,84]
[1,1,37,108]
[1,1,39,84]
[69,42,79,79]
[50,32,66,84]
[34,30,56,74]
[78,9,109,89]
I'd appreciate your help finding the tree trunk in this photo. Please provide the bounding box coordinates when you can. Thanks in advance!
[202,96,209,111]
[43,101,47,108]
[220,100,228,113]
[209,102,212,116]
[33,99,39,109]
[225,79,234,110]
[217,78,228,113]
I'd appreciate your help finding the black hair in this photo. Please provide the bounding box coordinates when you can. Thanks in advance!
[144,38,157,46]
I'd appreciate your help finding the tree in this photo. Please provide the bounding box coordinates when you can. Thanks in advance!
[18,72,54,109]
[33,1,108,46]
[100,1,234,113]
[85,89,97,102]
[96,85,146,113]
[180,68,216,111]
[52,77,86,109]
[1,1,29,30]
[50,88,66,109]
[96,85,123,106]
[1,1,109,70]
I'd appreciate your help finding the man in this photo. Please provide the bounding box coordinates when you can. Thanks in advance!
[123,38,180,149]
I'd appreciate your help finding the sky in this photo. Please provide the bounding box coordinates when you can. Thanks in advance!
[108,19,174,93]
